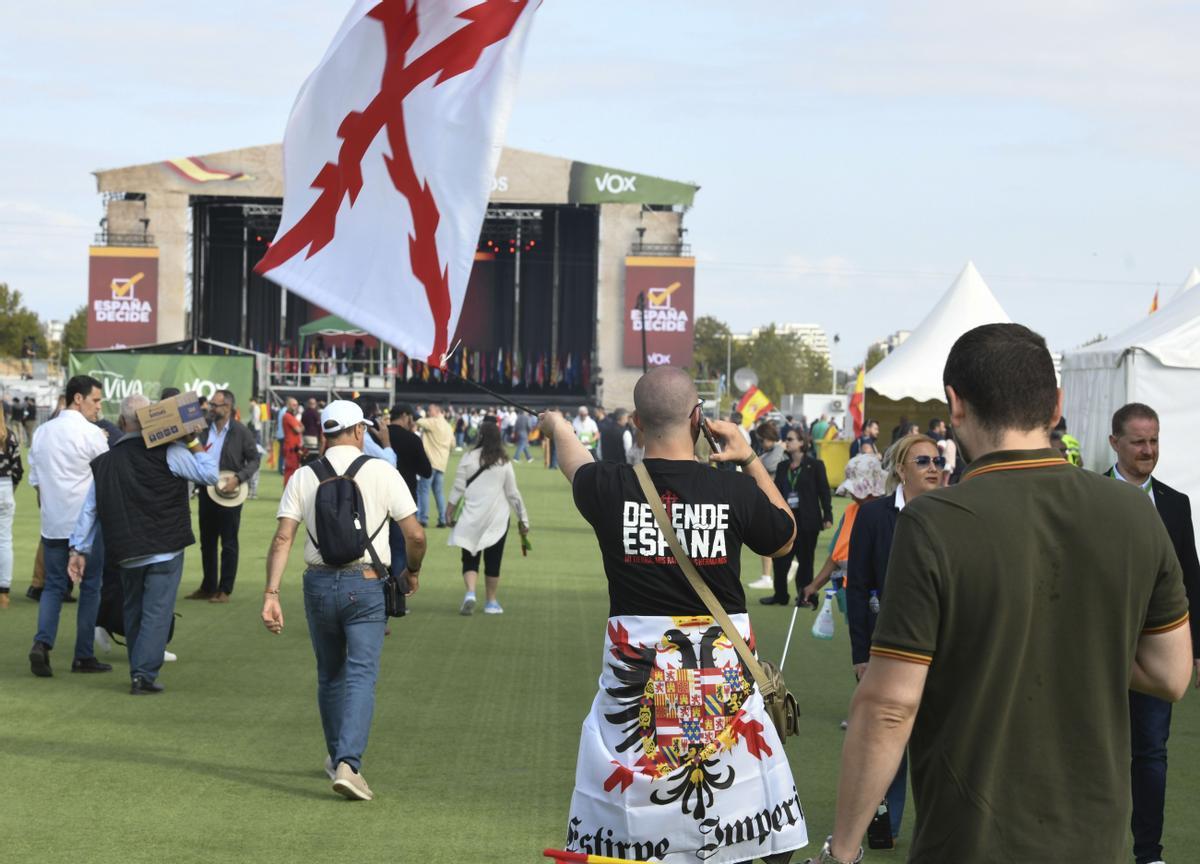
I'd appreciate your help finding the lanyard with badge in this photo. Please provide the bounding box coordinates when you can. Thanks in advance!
[785,464,802,510]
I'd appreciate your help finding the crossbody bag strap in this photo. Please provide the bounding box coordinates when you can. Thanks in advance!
[632,462,777,699]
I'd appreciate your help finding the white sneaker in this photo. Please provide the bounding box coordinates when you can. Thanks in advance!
[483,601,504,615]
[163,650,177,663]
[460,593,476,616]
[94,627,112,653]
[748,575,775,590]
[324,755,336,781]
[332,761,373,801]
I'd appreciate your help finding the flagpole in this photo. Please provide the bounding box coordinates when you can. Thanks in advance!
[779,604,799,672]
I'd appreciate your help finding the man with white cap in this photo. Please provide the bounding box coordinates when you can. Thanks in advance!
[261,400,426,801]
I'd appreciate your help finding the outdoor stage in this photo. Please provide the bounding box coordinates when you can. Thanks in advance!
[90,145,699,411]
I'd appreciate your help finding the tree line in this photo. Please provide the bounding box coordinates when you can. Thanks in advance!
[0,283,86,360]
[691,316,832,401]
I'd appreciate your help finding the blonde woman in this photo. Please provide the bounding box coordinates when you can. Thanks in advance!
[0,409,23,608]
[843,433,943,843]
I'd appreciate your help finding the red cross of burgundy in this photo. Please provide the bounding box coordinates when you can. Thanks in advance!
[255,0,529,366]
[660,490,680,510]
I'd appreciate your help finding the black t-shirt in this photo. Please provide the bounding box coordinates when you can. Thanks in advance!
[573,457,794,617]
[388,425,431,498]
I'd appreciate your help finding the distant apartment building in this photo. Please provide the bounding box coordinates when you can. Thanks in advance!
[872,329,911,355]
[738,322,831,364]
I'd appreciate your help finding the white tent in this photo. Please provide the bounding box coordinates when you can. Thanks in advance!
[1161,265,1200,308]
[1061,273,1200,541]
[866,260,1012,403]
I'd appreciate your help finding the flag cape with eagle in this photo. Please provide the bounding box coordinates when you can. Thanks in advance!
[565,613,807,863]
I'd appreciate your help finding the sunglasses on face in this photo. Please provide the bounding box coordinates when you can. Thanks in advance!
[910,455,946,469]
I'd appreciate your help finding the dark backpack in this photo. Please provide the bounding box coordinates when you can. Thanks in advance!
[307,455,387,567]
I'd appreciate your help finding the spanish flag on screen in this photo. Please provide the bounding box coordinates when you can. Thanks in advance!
[849,367,865,438]
[735,386,773,428]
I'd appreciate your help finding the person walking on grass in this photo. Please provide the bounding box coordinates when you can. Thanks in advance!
[823,324,1192,864]
[68,394,218,695]
[27,375,111,678]
[262,400,426,801]
[0,406,22,609]
[446,420,529,616]
[415,402,455,527]
[543,366,806,864]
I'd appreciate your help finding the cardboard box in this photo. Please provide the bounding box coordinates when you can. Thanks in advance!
[137,391,208,448]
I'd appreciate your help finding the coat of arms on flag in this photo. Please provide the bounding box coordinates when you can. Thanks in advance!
[602,619,762,818]
[566,615,807,863]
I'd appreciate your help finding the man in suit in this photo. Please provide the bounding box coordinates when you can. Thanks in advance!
[185,389,260,603]
[1107,402,1200,864]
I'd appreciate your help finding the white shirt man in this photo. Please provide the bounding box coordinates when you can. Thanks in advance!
[572,407,599,453]
[28,375,111,677]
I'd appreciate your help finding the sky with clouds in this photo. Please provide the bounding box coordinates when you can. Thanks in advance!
[2,0,1198,372]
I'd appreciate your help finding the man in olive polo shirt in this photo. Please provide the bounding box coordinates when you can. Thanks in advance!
[817,324,1192,864]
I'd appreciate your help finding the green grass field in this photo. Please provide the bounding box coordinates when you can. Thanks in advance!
[1,449,1198,863]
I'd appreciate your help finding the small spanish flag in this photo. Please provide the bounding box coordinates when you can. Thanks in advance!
[1149,288,1159,315]
[734,385,773,428]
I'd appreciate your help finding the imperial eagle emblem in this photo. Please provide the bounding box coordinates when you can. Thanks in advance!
[602,619,773,819]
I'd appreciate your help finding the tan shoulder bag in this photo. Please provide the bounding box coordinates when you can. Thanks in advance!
[632,462,799,741]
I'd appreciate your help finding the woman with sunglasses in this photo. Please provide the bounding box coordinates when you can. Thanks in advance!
[760,430,833,606]
[843,432,944,845]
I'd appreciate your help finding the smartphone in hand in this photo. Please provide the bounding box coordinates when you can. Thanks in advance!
[699,414,722,454]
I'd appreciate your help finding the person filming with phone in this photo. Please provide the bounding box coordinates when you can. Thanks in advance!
[540,366,808,864]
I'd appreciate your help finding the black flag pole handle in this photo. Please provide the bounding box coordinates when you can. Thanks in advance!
[437,341,539,415]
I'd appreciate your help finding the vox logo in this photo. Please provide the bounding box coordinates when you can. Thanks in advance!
[594,172,637,194]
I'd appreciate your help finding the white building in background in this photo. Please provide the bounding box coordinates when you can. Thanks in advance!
[871,330,911,356]
[740,322,831,364]
[44,320,64,346]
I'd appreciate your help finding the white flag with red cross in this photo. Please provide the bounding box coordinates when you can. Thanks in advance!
[256,0,539,366]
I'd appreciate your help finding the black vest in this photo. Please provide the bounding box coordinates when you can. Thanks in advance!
[91,435,195,563]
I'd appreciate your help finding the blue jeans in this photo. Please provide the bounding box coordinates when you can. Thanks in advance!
[416,469,445,525]
[36,536,104,659]
[1130,689,1172,863]
[121,554,184,682]
[303,568,387,772]
[513,434,532,462]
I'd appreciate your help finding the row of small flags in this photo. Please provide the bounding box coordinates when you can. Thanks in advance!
[410,347,590,390]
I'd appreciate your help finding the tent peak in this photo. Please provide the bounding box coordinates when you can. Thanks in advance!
[1163,266,1200,307]
[864,261,1011,403]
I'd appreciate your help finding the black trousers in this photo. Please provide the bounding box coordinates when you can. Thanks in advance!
[770,526,820,602]
[198,494,243,595]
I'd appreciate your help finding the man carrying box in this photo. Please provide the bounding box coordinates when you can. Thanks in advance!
[69,394,219,694]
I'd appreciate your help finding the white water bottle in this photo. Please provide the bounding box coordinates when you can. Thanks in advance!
[811,588,836,640]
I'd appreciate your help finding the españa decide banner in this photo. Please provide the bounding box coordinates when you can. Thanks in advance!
[68,352,254,421]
